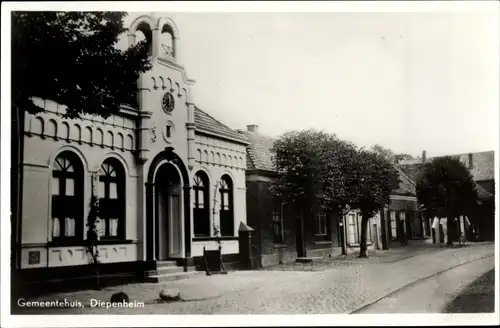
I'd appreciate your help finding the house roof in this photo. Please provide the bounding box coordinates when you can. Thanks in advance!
[400,150,495,184]
[239,129,418,197]
[475,182,494,200]
[237,129,276,171]
[392,166,417,197]
[399,163,423,185]
[442,151,495,182]
[194,107,249,145]
[400,151,495,200]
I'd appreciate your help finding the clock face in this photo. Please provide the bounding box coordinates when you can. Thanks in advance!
[162,92,175,113]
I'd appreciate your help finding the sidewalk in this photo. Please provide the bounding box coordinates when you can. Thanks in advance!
[264,239,490,271]
[12,242,494,315]
[13,270,316,314]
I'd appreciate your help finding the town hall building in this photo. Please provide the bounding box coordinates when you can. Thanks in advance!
[15,13,250,289]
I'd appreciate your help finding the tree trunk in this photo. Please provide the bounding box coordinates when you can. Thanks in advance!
[359,212,369,258]
[339,209,347,255]
[380,208,389,250]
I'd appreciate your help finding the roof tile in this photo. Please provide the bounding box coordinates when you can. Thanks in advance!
[237,130,276,171]
[194,107,249,145]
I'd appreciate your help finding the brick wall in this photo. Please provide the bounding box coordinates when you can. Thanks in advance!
[245,175,341,266]
[245,178,298,267]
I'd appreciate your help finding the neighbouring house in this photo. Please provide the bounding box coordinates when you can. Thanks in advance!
[454,151,495,241]
[381,165,425,248]
[400,150,495,243]
[238,125,343,267]
[15,13,250,292]
[238,125,423,266]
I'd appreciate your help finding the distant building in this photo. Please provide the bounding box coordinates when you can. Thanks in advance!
[239,126,423,267]
[381,166,424,247]
[400,150,495,242]
[238,125,345,267]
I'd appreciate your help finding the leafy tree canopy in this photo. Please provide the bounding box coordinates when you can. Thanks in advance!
[270,129,331,210]
[320,136,359,213]
[12,11,152,118]
[371,144,395,162]
[350,148,400,217]
[416,156,477,218]
[371,144,415,163]
[393,153,414,162]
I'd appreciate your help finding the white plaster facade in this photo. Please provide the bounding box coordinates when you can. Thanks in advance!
[18,14,248,270]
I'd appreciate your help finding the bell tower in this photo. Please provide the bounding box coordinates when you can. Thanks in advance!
[127,13,180,63]
[126,14,196,169]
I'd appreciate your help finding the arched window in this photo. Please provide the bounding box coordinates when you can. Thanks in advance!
[98,158,126,239]
[219,175,234,236]
[160,24,175,57]
[193,171,210,237]
[135,22,152,56]
[51,151,84,242]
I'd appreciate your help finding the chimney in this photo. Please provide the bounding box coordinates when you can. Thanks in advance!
[422,150,427,163]
[247,124,259,133]
[468,153,473,170]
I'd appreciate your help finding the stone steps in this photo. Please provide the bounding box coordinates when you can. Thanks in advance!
[146,270,202,283]
[145,260,202,282]
[295,257,323,263]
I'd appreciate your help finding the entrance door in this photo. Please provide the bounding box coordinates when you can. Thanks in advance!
[157,185,169,260]
[154,163,183,261]
[168,194,182,257]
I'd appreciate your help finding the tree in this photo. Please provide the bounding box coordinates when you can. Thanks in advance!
[371,144,415,164]
[393,153,414,162]
[351,149,399,258]
[270,130,339,256]
[371,144,395,162]
[416,156,477,245]
[271,130,328,210]
[320,136,360,255]
[11,12,151,279]
[12,11,151,117]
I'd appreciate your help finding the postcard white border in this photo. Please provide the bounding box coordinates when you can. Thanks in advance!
[1,1,499,327]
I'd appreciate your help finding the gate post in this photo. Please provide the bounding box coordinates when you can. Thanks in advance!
[238,222,258,270]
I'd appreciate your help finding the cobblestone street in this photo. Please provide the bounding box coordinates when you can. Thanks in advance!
[13,242,494,315]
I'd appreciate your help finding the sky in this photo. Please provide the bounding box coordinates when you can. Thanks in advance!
[122,10,498,158]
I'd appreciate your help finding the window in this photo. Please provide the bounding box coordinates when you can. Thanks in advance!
[160,24,175,57]
[347,212,358,245]
[135,22,153,56]
[97,159,125,239]
[166,125,171,138]
[390,211,397,240]
[400,211,406,235]
[219,175,234,236]
[272,203,285,243]
[51,152,83,242]
[315,212,327,235]
[365,217,372,244]
[345,212,374,245]
[193,171,210,237]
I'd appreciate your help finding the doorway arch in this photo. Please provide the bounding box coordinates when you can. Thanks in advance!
[146,148,191,262]
[153,162,182,260]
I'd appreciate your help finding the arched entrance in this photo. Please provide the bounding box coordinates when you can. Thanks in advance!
[145,147,192,263]
[154,163,182,260]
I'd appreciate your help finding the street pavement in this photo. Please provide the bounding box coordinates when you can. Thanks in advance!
[12,242,495,315]
[357,256,494,313]
[444,268,495,313]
